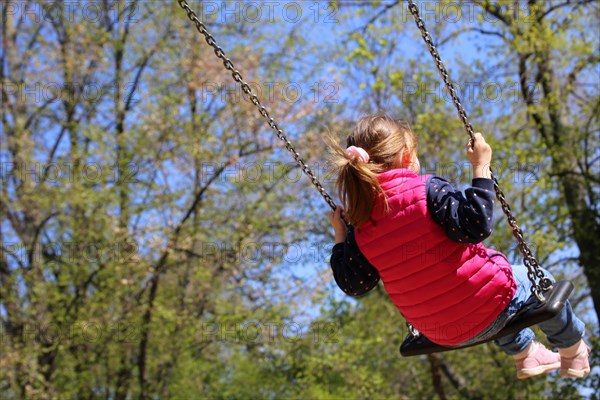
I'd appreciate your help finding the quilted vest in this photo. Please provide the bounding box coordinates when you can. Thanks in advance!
[354,168,516,345]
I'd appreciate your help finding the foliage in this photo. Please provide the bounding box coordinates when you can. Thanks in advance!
[1,1,597,399]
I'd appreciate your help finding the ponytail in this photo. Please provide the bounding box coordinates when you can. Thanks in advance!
[326,136,385,228]
[326,114,416,229]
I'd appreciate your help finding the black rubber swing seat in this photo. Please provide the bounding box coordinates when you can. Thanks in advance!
[400,280,574,357]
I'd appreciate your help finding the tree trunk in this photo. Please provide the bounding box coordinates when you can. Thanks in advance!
[532,49,600,323]
[558,170,600,321]
[428,354,447,400]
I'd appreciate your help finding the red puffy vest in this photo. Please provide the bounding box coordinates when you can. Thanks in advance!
[354,169,516,345]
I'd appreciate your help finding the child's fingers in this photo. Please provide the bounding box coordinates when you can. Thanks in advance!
[328,206,344,224]
[474,133,487,147]
[467,133,486,151]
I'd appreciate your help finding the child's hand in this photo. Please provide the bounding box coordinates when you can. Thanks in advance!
[328,206,348,244]
[466,132,492,179]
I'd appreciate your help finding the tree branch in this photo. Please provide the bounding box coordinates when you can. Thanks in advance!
[439,27,508,47]
[439,359,484,400]
[567,53,600,90]
[356,0,401,33]
[537,0,597,21]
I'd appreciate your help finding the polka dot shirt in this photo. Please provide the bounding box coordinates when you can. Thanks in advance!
[329,177,497,297]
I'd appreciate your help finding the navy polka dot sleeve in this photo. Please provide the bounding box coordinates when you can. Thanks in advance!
[329,226,380,297]
[426,176,496,243]
[328,176,496,296]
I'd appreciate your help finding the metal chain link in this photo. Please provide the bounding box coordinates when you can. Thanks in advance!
[175,0,551,300]
[406,0,551,300]
[175,0,338,213]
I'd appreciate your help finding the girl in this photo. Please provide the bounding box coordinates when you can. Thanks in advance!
[327,114,590,379]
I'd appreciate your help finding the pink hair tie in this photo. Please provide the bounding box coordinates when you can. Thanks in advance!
[346,146,370,163]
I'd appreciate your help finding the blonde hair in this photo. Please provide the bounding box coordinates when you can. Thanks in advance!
[327,114,417,228]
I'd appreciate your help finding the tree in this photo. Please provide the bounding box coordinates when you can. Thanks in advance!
[1,1,331,397]
[472,0,600,323]
[1,1,597,398]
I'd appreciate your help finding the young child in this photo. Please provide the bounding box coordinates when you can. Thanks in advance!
[327,114,590,379]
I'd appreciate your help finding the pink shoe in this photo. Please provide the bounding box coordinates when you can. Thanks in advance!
[559,341,591,378]
[514,341,561,379]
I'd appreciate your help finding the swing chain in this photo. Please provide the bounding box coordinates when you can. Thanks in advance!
[175,0,338,213]
[406,0,551,301]
[176,0,551,300]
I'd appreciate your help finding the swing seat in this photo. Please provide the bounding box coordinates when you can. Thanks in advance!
[400,280,574,357]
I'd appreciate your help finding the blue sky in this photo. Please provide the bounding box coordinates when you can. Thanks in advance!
[2,2,597,378]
